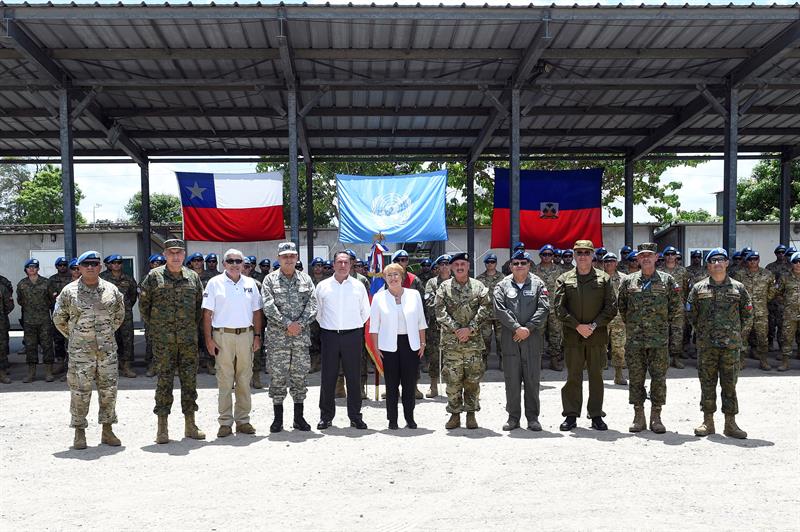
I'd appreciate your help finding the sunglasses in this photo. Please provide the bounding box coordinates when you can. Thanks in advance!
[111,260,123,265]
[225,259,243,264]
[708,257,727,264]
[191,258,203,262]
[574,251,592,256]
[663,252,676,256]
[396,257,409,262]
[540,253,553,257]
[746,257,759,261]
[81,262,101,268]
[485,260,497,264]
[207,259,218,263]
[511,261,528,266]
[70,267,79,271]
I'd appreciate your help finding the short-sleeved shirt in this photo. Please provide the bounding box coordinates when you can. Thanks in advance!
[202,272,262,328]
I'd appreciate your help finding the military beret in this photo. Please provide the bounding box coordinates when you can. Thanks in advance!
[594,247,607,256]
[434,254,451,265]
[259,258,270,267]
[562,249,574,256]
[511,250,532,262]
[344,248,357,259]
[620,245,633,254]
[296,260,303,270]
[706,248,728,261]
[745,251,760,261]
[246,255,256,264]
[323,260,333,268]
[554,249,563,256]
[391,250,409,262]
[77,251,102,264]
[775,244,788,253]
[420,258,432,267]
[484,253,497,263]
[54,256,68,266]
[663,246,679,255]
[311,257,324,266]
[740,246,753,256]
[573,240,594,251]
[603,252,618,262]
[68,258,79,269]
[24,258,39,269]
[103,255,113,264]
[539,244,555,254]
[626,251,638,261]
[186,252,204,262]
[163,239,185,250]
[272,260,280,269]
[787,246,798,254]
[690,250,702,257]
[638,242,658,254]
[790,251,800,264]
[205,253,218,262]
[449,252,469,264]
[732,251,742,259]
[148,254,165,263]
[513,241,526,251]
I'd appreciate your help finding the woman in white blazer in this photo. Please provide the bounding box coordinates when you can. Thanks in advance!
[369,263,427,429]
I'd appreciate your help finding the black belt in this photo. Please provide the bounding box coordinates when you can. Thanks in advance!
[322,327,361,335]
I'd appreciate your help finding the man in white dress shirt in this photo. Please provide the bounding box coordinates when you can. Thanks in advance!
[202,248,263,438]
[315,251,371,429]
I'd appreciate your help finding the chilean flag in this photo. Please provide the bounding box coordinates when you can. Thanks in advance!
[491,168,604,250]
[177,171,285,242]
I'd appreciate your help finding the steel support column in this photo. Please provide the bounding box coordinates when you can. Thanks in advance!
[722,84,739,252]
[305,161,314,266]
[288,89,299,246]
[466,161,476,274]
[624,156,634,247]
[59,89,77,260]
[140,158,151,275]
[779,151,792,245]
[509,89,521,253]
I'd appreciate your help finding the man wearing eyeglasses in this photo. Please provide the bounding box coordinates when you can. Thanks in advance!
[657,246,689,369]
[99,254,138,378]
[53,251,125,450]
[554,240,617,431]
[776,251,800,372]
[139,239,206,444]
[477,253,504,370]
[17,258,55,383]
[533,244,564,371]
[731,251,776,371]
[766,244,790,356]
[687,248,752,439]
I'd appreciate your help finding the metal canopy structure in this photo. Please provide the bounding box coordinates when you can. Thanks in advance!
[0,3,798,268]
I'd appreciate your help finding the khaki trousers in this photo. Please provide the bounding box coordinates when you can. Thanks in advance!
[213,330,254,426]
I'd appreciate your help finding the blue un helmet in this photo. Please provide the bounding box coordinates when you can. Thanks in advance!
[420,258,432,267]
[311,257,324,267]
[54,256,68,267]
[434,254,452,265]
[272,260,280,271]
[68,258,79,269]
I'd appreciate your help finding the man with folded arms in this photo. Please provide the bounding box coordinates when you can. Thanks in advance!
[203,248,262,438]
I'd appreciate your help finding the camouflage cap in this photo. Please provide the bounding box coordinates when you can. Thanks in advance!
[637,242,658,254]
[573,240,595,251]
[163,238,185,250]
[278,242,298,256]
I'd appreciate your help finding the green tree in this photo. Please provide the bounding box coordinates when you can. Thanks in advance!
[17,164,86,225]
[659,208,718,226]
[737,159,800,221]
[0,162,32,224]
[124,191,183,224]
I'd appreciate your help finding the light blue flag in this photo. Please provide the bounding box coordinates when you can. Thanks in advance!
[337,170,448,244]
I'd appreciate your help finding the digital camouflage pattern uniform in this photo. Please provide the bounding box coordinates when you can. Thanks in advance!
[48,271,73,363]
[139,266,204,416]
[687,276,753,415]
[617,270,681,407]
[261,269,317,404]
[766,259,790,351]
[424,274,449,379]
[606,270,627,370]
[475,270,504,364]
[532,263,564,369]
[198,269,219,372]
[99,270,138,365]
[777,269,800,364]
[249,277,265,376]
[17,275,54,364]
[0,278,13,372]
[657,263,689,360]
[309,273,326,372]
[435,277,492,414]
[731,266,776,366]
[53,279,124,428]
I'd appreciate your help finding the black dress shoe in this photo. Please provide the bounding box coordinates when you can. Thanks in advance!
[406,419,418,429]
[388,420,399,430]
[316,420,332,430]
[559,416,577,431]
[591,417,608,431]
[350,419,368,430]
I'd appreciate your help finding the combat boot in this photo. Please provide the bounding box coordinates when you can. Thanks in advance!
[628,405,646,433]
[23,364,36,383]
[777,357,790,372]
[426,377,438,398]
[335,376,346,398]
[101,424,121,446]
[723,414,747,439]
[671,356,685,369]
[206,362,216,375]
[184,412,206,440]
[292,403,311,431]
[156,415,169,444]
[251,371,264,389]
[145,363,156,378]
[73,428,87,450]
[758,355,772,372]
[121,360,136,378]
[270,404,284,433]
[414,386,423,400]
[694,413,715,437]
[0,369,10,384]
[649,406,666,434]
[466,412,478,429]
[549,356,562,371]
[52,359,65,376]
[445,413,461,430]
[44,364,54,382]
[614,367,627,385]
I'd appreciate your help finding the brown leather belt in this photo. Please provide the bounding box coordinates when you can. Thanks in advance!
[213,326,253,335]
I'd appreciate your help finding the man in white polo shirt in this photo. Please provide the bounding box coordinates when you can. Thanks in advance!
[202,248,263,437]
[315,250,371,430]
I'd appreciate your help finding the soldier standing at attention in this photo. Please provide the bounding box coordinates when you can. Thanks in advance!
[560,249,574,272]
[476,253,505,370]
[417,258,434,286]
[0,274,14,384]
[554,240,617,431]
[766,244,790,356]
[435,253,492,430]
[533,244,564,371]
[194,253,218,376]
[53,251,125,450]
[18,258,55,383]
[686,250,704,281]
[142,254,165,377]
[308,257,326,373]
[100,254,138,378]
[602,253,628,385]
[261,242,317,433]
[493,250,549,431]
[776,251,800,371]
[204,253,220,276]
[617,246,633,274]
[48,257,73,376]
[732,251,777,371]
[501,242,525,276]
[423,254,451,398]
[657,246,689,369]
[138,239,206,444]
[687,248,752,439]
[241,257,265,389]
[617,243,682,434]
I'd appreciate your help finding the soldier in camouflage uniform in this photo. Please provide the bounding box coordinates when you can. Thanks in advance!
[602,253,628,385]
[142,254,166,377]
[308,257,326,373]
[17,258,55,383]
[435,253,492,430]
[766,244,790,355]
[417,258,434,287]
[196,255,219,375]
[0,275,14,384]
[560,249,574,272]
[533,244,564,371]
[777,251,800,371]
[53,251,125,450]
[687,248,752,439]
[423,254,451,398]
[99,254,138,378]
[241,257,265,389]
[657,246,689,368]
[617,246,633,274]
[731,251,776,371]
[617,243,682,434]
[476,253,504,369]
[48,257,73,376]
[261,242,317,433]
[138,239,206,444]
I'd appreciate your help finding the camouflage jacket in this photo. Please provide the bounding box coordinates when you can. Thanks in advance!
[16,276,52,325]
[686,264,706,288]
[0,275,12,296]
[435,277,492,352]
[200,269,219,287]
[766,261,790,301]
[658,264,689,302]
[731,267,776,315]
[424,275,449,323]
[53,278,124,353]
[554,267,617,347]
[417,270,434,287]
[687,275,753,350]
[617,270,682,349]
[48,272,73,306]
[0,280,13,329]
[777,270,800,321]
[261,269,317,346]
[99,271,138,312]
[476,270,504,320]
[532,264,562,295]
[138,266,203,344]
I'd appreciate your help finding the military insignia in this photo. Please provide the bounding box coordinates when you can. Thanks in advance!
[540,202,559,219]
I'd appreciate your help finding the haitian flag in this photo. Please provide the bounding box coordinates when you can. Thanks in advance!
[177,171,285,242]
[491,168,604,250]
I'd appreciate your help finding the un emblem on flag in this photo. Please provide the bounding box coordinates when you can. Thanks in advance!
[371,193,413,226]
[540,202,559,219]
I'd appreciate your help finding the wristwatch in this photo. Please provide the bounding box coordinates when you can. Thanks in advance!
[590,322,597,331]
